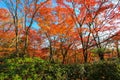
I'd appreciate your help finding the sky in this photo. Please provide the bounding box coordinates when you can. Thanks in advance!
[0,1,6,8]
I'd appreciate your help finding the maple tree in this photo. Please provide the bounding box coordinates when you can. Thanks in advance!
[0,0,119,63]
[0,8,15,57]
[1,0,49,56]
[56,0,120,62]
[112,31,120,58]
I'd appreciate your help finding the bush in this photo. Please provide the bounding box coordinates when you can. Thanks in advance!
[0,57,120,80]
[63,60,120,80]
[63,64,85,80]
[0,57,66,80]
[86,60,120,80]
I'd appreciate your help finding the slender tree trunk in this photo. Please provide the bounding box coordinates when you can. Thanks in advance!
[15,29,18,56]
[83,50,88,63]
[13,0,19,56]
[24,31,29,56]
[62,49,69,64]
[62,55,66,64]
[49,41,54,62]
[116,46,120,58]
[14,17,19,56]
[99,53,104,60]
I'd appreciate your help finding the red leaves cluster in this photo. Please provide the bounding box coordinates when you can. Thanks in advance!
[0,8,10,21]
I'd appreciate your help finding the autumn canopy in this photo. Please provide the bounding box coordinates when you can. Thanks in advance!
[0,0,120,63]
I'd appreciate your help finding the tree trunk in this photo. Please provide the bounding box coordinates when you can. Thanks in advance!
[83,50,88,63]
[99,53,104,60]
[15,30,18,55]
[116,47,120,58]
[62,55,66,64]
[23,31,29,57]
[49,42,54,62]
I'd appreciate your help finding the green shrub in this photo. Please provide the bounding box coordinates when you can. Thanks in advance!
[0,57,120,80]
[63,60,120,80]
[86,60,120,80]
[63,64,85,80]
[0,57,66,80]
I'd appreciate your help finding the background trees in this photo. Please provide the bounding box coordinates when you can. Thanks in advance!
[0,0,120,63]
[56,0,120,62]
[1,0,49,56]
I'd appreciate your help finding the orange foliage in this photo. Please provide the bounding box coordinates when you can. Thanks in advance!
[0,8,10,21]
[0,0,119,63]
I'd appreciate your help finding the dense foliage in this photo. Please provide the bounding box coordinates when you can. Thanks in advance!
[0,57,120,80]
[0,57,66,80]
